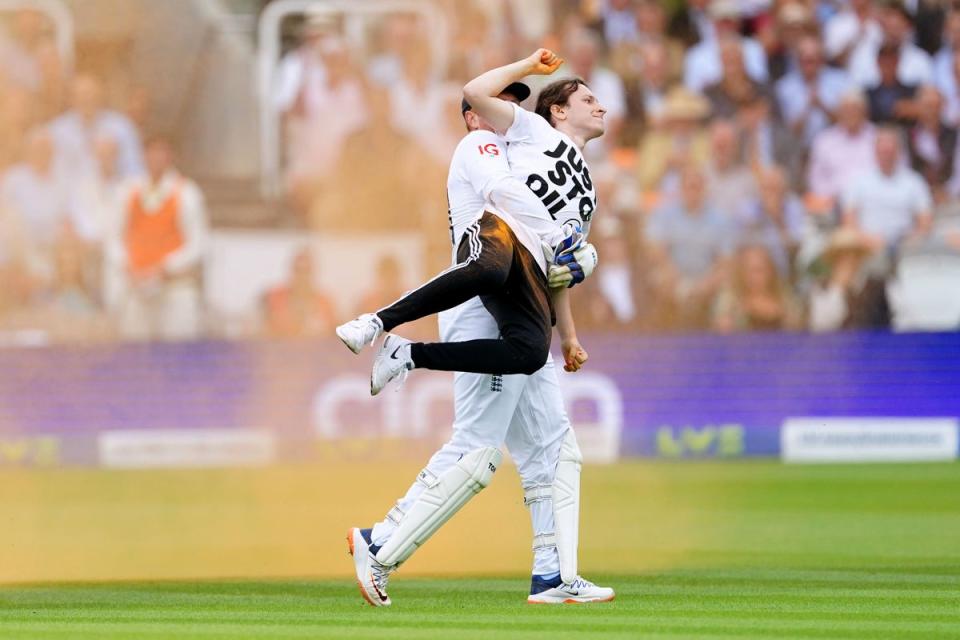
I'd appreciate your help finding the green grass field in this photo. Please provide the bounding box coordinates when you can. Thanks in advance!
[1,462,959,639]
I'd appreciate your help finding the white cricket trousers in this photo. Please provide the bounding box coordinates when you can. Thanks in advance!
[371,297,571,575]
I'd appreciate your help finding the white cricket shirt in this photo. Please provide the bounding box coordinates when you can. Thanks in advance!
[446,129,552,273]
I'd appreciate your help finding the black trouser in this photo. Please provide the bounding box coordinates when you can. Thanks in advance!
[376,212,553,375]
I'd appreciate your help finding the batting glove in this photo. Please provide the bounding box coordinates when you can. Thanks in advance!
[548,243,599,289]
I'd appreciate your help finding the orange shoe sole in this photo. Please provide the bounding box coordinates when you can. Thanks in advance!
[346,528,379,607]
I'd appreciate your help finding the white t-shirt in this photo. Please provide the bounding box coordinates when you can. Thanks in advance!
[502,103,597,241]
[843,167,932,244]
[446,129,549,273]
[824,12,882,61]
[683,37,768,93]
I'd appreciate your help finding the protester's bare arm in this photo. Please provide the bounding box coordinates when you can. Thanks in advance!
[462,49,563,133]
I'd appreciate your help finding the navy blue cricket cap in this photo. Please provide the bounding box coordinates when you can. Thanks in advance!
[461,82,531,113]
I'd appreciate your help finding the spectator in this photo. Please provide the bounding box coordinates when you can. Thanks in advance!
[913,0,948,56]
[824,0,882,67]
[704,118,759,227]
[704,34,772,118]
[842,127,933,258]
[484,1,551,52]
[263,248,337,338]
[808,228,891,331]
[684,0,769,93]
[367,13,424,87]
[108,136,208,341]
[737,91,800,183]
[273,11,339,116]
[281,35,368,210]
[0,87,33,172]
[741,165,807,278]
[908,84,957,201]
[775,34,851,144]
[646,165,735,330]
[0,127,73,254]
[848,2,934,87]
[636,87,711,195]
[622,39,675,142]
[73,135,127,310]
[712,244,804,332]
[124,86,152,136]
[0,8,48,92]
[445,4,507,85]
[49,74,145,183]
[388,40,456,164]
[933,8,960,98]
[760,2,819,83]
[311,84,445,233]
[32,37,66,120]
[39,231,110,343]
[601,0,640,46]
[633,0,686,78]
[668,0,712,48]
[0,186,42,311]
[808,89,878,204]
[866,41,920,124]
[942,49,960,125]
[580,222,641,329]
[564,27,627,150]
[69,135,123,246]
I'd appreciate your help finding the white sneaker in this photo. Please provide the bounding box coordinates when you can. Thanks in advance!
[347,527,393,607]
[527,575,615,604]
[371,334,413,396]
[336,313,383,354]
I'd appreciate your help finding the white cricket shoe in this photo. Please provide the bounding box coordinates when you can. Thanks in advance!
[336,313,383,354]
[370,334,413,396]
[347,527,393,607]
[527,575,615,604]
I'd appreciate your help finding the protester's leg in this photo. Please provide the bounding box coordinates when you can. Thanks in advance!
[405,218,554,375]
[375,215,514,332]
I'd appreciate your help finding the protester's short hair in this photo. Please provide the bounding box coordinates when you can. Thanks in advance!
[535,78,589,125]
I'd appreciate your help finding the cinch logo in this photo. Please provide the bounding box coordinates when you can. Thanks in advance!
[478,143,500,156]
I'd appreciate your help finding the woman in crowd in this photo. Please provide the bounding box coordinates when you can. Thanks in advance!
[712,243,803,332]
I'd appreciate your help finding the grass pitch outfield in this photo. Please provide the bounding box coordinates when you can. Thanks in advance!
[1,462,959,639]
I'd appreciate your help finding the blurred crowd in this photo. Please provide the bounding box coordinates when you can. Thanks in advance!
[274,0,960,336]
[0,7,212,343]
[3,1,960,345]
